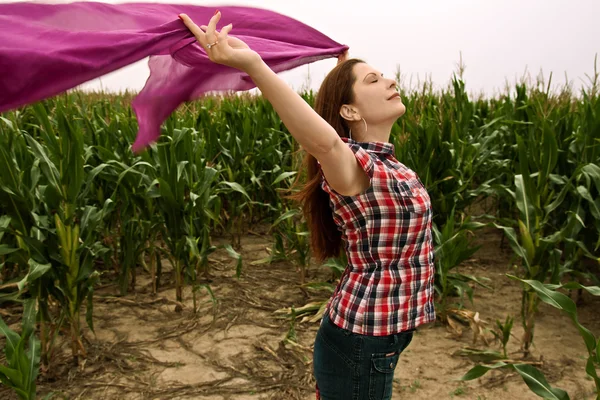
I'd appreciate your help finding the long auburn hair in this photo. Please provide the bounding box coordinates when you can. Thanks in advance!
[289,58,365,262]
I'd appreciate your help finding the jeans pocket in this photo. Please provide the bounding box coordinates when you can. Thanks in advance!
[369,352,400,400]
[398,331,414,353]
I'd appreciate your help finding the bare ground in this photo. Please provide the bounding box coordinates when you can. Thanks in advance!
[1,227,598,400]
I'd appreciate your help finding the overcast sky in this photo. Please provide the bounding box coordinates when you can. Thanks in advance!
[4,0,600,96]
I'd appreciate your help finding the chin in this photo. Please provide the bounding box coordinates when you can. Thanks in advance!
[399,103,406,116]
[378,102,407,124]
[394,102,406,118]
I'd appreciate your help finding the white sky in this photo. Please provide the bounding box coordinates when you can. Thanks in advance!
[3,0,600,96]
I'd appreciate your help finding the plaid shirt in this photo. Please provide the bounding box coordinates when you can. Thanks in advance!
[319,137,436,336]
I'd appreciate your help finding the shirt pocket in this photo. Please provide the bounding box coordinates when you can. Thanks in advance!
[392,179,429,215]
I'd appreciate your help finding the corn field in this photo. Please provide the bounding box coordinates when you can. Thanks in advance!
[1,63,599,399]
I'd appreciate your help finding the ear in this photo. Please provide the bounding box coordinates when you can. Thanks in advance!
[339,104,360,122]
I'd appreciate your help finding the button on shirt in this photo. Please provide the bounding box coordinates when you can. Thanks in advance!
[320,137,436,336]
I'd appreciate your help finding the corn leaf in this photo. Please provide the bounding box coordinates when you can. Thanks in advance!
[459,361,508,380]
[513,364,570,400]
[273,171,297,185]
[0,244,19,256]
[17,260,51,291]
[20,299,37,339]
[508,276,597,355]
[515,174,535,235]
[221,244,243,278]
[219,181,251,200]
[0,364,23,388]
[494,224,531,270]
[0,317,22,366]
[539,128,558,188]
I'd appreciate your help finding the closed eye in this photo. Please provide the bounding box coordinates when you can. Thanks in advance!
[364,72,384,83]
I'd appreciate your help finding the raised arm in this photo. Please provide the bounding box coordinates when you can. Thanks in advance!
[179,12,370,196]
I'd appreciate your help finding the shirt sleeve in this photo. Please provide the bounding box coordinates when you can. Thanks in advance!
[347,142,375,179]
[318,141,375,196]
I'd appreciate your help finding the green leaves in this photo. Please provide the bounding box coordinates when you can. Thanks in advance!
[538,127,559,190]
[460,361,508,380]
[273,171,297,186]
[0,75,597,400]
[23,134,61,199]
[218,181,251,201]
[515,173,536,235]
[513,364,570,400]
[508,276,600,390]
[0,317,21,362]
[510,276,599,354]
[433,211,485,311]
[0,299,41,400]
[222,244,243,278]
[460,362,570,400]
[17,260,51,292]
[0,244,19,256]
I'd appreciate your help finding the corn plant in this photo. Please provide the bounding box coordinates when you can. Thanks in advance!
[395,74,500,226]
[559,163,600,291]
[494,123,570,357]
[0,102,109,366]
[27,103,104,364]
[461,277,600,400]
[271,206,311,284]
[515,278,599,399]
[0,215,22,304]
[0,299,45,400]
[252,166,312,285]
[432,210,490,320]
[147,126,225,305]
[0,115,57,365]
[0,117,48,302]
[557,71,600,286]
[193,96,299,237]
[461,361,569,400]
[84,156,161,294]
[491,315,514,360]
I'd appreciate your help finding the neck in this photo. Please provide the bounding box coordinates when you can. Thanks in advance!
[350,120,393,143]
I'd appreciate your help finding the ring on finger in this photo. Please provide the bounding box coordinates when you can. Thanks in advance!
[206,40,218,49]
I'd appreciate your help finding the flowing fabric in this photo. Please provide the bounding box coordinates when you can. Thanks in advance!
[0,1,348,151]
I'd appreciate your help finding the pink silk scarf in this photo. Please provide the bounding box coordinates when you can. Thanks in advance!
[0,1,347,151]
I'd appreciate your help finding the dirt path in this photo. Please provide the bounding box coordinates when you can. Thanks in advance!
[1,228,598,399]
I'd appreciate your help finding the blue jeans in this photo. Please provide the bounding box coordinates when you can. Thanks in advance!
[313,312,414,400]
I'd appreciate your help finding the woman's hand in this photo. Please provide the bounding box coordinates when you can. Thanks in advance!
[337,49,349,65]
[179,11,262,73]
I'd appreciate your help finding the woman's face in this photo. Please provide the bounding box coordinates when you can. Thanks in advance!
[349,63,406,125]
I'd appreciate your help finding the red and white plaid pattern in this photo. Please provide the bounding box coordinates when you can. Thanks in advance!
[319,138,436,336]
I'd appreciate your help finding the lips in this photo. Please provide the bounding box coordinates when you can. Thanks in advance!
[387,93,400,100]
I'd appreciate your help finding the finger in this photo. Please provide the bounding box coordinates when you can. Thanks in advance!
[206,10,221,39]
[218,23,233,39]
[200,25,220,37]
[179,14,207,46]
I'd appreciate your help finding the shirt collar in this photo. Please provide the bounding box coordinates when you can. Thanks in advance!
[342,137,395,156]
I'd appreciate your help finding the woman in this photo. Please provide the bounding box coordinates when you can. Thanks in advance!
[179,11,436,400]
